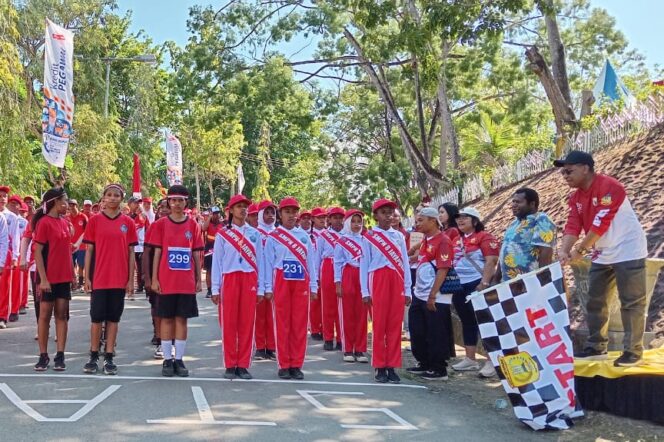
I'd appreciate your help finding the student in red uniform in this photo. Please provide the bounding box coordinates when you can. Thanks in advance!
[202,206,222,298]
[32,188,73,371]
[19,216,37,330]
[316,206,344,351]
[254,200,277,360]
[83,184,138,375]
[149,185,203,377]
[247,203,259,228]
[143,198,171,358]
[438,203,460,244]
[298,211,312,232]
[360,199,412,384]
[309,207,326,341]
[264,197,318,380]
[67,199,88,291]
[334,209,369,363]
[17,201,31,314]
[8,195,28,319]
[128,197,149,296]
[211,194,264,380]
[0,186,21,329]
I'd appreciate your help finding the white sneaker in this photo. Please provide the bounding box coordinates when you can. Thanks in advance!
[153,345,164,360]
[479,360,497,378]
[0,320,8,329]
[452,357,480,371]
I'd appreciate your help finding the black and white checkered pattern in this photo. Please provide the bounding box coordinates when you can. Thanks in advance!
[470,263,583,430]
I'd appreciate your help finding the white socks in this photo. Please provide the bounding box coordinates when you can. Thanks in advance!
[162,340,173,360]
[175,339,186,360]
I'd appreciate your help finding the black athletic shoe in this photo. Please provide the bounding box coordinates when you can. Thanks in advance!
[574,347,608,360]
[103,353,117,375]
[420,369,449,381]
[335,342,342,351]
[374,368,388,383]
[151,335,160,346]
[311,333,323,341]
[8,313,18,322]
[236,367,253,380]
[53,352,66,371]
[386,368,401,384]
[354,352,369,363]
[224,367,237,379]
[83,351,99,374]
[254,349,268,360]
[323,341,334,351]
[34,353,49,372]
[206,288,212,298]
[406,363,428,374]
[174,359,189,377]
[266,350,277,361]
[289,367,304,380]
[162,359,175,377]
[278,369,291,379]
[614,351,642,367]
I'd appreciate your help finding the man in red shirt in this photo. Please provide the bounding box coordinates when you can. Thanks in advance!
[149,185,203,377]
[67,199,88,291]
[556,150,648,367]
[83,184,138,375]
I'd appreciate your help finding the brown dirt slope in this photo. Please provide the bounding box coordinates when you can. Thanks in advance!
[467,122,664,334]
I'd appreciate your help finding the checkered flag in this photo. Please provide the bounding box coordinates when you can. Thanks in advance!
[469,262,584,430]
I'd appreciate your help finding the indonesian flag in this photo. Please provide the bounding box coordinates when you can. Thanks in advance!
[132,153,141,198]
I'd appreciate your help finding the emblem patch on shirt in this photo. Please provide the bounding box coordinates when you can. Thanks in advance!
[185,231,192,240]
[601,194,612,206]
[120,224,128,233]
[592,197,598,206]
[576,203,583,213]
[489,241,498,249]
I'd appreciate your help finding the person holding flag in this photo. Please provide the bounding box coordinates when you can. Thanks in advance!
[254,200,277,361]
[264,197,318,380]
[149,185,204,377]
[316,206,345,351]
[211,194,264,380]
[360,199,412,384]
[309,207,327,341]
[334,209,369,363]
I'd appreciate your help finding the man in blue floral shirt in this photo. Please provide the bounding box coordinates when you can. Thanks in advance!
[493,188,556,283]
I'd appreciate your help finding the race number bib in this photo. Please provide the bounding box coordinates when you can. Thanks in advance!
[283,259,305,281]
[168,247,191,271]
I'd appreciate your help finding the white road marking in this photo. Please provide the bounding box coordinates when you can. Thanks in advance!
[298,390,418,431]
[147,386,276,426]
[0,373,425,389]
[0,383,121,422]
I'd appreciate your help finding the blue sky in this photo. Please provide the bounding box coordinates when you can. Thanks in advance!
[116,0,663,72]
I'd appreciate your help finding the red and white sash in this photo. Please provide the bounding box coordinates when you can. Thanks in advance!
[319,229,340,248]
[363,229,405,280]
[337,236,362,261]
[217,227,258,273]
[270,227,309,275]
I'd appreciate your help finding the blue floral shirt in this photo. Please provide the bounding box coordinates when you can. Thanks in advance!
[499,212,556,281]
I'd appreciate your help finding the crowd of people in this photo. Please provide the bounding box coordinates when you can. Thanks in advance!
[0,150,648,383]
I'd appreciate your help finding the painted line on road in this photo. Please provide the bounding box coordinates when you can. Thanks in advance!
[0,373,426,389]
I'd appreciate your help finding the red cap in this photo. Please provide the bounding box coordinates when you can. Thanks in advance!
[278,197,300,210]
[327,207,345,217]
[248,203,259,215]
[23,196,34,203]
[311,207,326,218]
[8,195,23,205]
[344,209,364,220]
[372,198,397,213]
[0,186,10,194]
[228,194,252,209]
[142,197,153,203]
[19,202,28,212]
[258,200,276,211]
[299,210,312,218]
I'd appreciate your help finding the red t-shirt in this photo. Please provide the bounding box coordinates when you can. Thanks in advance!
[147,216,204,295]
[443,226,460,246]
[83,212,138,290]
[33,216,74,284]
[23,222,36,264]
[68,212,88,251]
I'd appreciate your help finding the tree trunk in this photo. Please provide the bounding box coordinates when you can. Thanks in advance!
[540,0,572,106]
[437,41,461,171]
[580,90,595,119]
[207,174,215,206]
[194,165,201,211]
[526,45,577,135]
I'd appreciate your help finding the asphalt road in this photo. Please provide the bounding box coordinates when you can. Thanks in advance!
[0,291,557,441]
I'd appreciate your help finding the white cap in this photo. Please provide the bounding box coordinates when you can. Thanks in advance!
[419,207,442,226]
[457,206,481,220]
[83,199,93,206]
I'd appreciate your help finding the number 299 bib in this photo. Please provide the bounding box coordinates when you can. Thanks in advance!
[168,247,192,271]
[282,259,305,281]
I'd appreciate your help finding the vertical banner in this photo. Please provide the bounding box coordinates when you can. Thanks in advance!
[132,153,142,198]
[165,131,183,186]
[237,162,245,194]
[41,19,74,168]
[468,262,583,430]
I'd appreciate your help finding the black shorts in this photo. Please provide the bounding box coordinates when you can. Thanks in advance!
[41,282,72,302]
[156,294,199,319]
[147,289,157,307]
[90,289,126,323]
[204,253,213,271]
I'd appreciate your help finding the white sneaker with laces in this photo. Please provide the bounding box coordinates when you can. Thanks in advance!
[479,360,497,378]
[153,345,164,360]
[452,357,480,371]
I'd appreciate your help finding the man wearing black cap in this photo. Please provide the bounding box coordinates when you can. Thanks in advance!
[555,150,648,367]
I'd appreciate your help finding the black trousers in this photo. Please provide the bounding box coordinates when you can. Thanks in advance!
[408,297,451,372]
